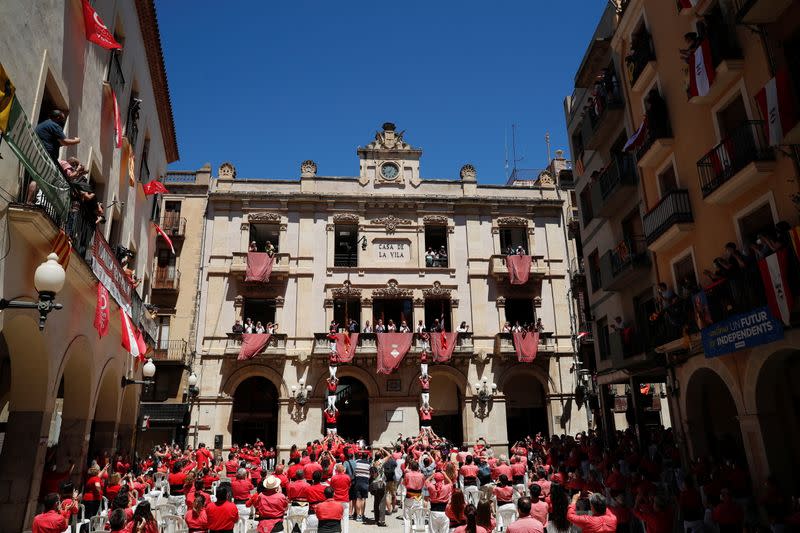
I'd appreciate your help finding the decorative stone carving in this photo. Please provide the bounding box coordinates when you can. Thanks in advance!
[495,296,506,308]
[332,213,360,224]
[452,299,459,308]
[460,164,477,181]
[422,281,452,299]
[219,162,236,179]
[275,296,285,307]
[422,215,448,225]
[300,160,317,177]
[371,214,413,233]
[533,296,542,307]
[365,122,415,151]
[497,216,529,226]
[372,279,413,299]
[323,298,334,308]
[361,297,373,306]
[331,280,362,299]
[234,295,244,308]
[413,298,425,307]
[538,171,555,186]
[249,212,281,223]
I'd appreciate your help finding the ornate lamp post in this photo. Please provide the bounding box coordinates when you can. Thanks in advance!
[0,253,66,329]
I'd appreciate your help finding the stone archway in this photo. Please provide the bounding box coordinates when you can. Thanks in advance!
[409,366,467,445]
[684,367,745,464]
[231,376,280,447]
[88,360,123,462]
[503,373,549,445]
[52,336,94,472]
[753,349,800,492]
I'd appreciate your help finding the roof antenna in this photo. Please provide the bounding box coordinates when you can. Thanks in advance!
[545,132,552,165]
[511,123,524,172]
[504,127,509,182]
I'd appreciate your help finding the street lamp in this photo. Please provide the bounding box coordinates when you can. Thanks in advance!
[473,377,497,415]
[121,358,156,388]
[291,379,313,406]
[0,253,66,330]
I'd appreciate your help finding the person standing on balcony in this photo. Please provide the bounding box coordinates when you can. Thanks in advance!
[249,241,258,252]
[363,320,373,333]
[264,241,276,257]
[27,110,80,204]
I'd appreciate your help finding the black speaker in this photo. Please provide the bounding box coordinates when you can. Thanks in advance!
[214,434,223,450]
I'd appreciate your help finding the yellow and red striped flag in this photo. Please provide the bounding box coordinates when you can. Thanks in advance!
[52,230,71,270]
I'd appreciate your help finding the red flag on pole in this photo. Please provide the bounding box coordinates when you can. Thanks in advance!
[143,180,169,196]
[120,309,142,359]
[154,223,175,254]
[82,0,122,50]
[112,89,122,149]
[93,283,110,338]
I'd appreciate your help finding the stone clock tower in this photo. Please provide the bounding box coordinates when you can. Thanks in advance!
[357,122,422,187]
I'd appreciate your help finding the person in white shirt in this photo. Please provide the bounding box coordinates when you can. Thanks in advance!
[375,319,386,333]
[399,321,411,333]
[386,319,397,332]
[244,318,254,334]
[363,320,374,333]
[415,320,426,333]
[502,322,512,333]
[254,321,266,334]
[457,321,469,333]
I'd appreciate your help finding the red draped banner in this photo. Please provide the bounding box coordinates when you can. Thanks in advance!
[335,333,359,363]
[513,331,540,363]
[376,333,413,374]
[246,252,274,282]
[431,331,458,362]
[507,255,532,285]
[238,333,272,361]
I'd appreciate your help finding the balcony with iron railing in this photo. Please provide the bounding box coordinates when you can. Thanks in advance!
[686,31,743,105]
[152,339,188,363]
[230,252,290,279]
[488,255,547,282]
[697,120,774,204]
[732,0,792,25]
[333,253,358,268]
[153,266,180,291]
[106,50,125,98]
[626,29,656,92]
[224,333,288,357]
[643,189,694,252]
[494,332,556,358]
[600,239,651,292]
[125,98,141,150]
[570,257,586,290]
[633,94,674,169]
[160,213,186,239]
[583,80,625,150]
[590,154,638,218]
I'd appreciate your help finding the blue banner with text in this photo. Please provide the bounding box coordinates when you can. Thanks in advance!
[701,306,783,358]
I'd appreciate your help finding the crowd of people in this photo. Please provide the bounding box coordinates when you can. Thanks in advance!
[34,425,800,533]
[232,318,280,335]
[502,318,545,334]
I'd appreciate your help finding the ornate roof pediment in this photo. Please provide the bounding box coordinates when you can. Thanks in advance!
[372,279,413,299]
[371,214,413,233]
[422,281,452,299]
[332,213,360,224]
[422,215,448,225]
[248,212,281,223]
[331,280,362,299]
[497,216,529,227]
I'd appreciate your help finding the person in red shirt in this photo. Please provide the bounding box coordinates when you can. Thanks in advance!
[419,405,434,433]
[316,487,345,533]
[633,494,673,533]
[248,475,288,533]
[82,465,104,517]
[711,488,744,533]
[510,456,527,486]
[493,475,516,518]
[105,472,122,502]
[324,407,339,435]
[225,453,239,477]
[196,443,213,470]
[492,457,513,482]
[304,470,328,531]
[231,468,255,504]
[460,455,479,487]
[185,493,209,532]
[529,484,548,527]
[508,497,544,533]
[427,471,453,533]
[274,463,289,489]
[32,493,69,533]
[567,492,617,533]
[419,375,431,407]
[286,470,310,533]
[206,486,240,532]
[403,460,426,531]
[125,501,159,533]
[304,454,324,481]
[329,463,352,518]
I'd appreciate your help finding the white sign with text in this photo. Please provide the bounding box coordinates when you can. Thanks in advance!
[374,240,410,263]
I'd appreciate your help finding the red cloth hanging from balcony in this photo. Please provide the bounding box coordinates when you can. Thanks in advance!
[513,331,540,363]
[238,333,272,361]
[431,332,458,363]
[81,0,122,50]
[507,255,532,285]
[759,247,794,326]
[688,39,715,99]
[376,333,413,374]
[334,333,359,363]
[246,252,274,282]
[755,68,798,146]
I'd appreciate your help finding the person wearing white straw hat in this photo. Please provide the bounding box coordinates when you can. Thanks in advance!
[246,475,288,533]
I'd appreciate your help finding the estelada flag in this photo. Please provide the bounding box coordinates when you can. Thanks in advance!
[52,229,71,270]
[93,283,110,338]
[120,309,143,359]
[755,68,798,146]
[135,328,149,361]
[81,0,122,50]
[143,179,169,196]
[154,222,175,254]
[759,247,795,326]
[689,38,715,98]
[0,63,15,132]
[112,89,122,149]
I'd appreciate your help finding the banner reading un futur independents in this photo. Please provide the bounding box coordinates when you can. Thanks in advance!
[701,306,784,358]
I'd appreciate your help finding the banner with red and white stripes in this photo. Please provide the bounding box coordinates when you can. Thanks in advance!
[755,69,798,146]
[120,309,144,360]
[759,248,794,326]
[689,39,715,99]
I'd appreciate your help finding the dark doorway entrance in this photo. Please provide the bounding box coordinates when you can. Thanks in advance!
[372,299,413,329]
[232,377,279,446]
[505,298,535,328]
[504,374,548,445]
[335,377,369,442]
[243,299,277,327]
[334,299,361,327]
[429,375,463,445]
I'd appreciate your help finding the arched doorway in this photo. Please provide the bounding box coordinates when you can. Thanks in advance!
[232,377,279,446]
[335,377,369,442]
[504,374,548,445]
[429,374,463,445]
[685,368,744,464]
[755,351,800,492]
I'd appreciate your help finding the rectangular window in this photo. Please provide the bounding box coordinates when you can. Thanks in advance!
[243,299,277,328]
[658,163,678,196]
[334,225,358,267]
[249,223,280,252]
[596,317,610,361]
[738,202,775,250]
[157,316,170,350]
[505,298,535,329]
[372,299,413,330]
[424,225,448,267]
[424,299,452,331]
[138,138,150,182]
[580,186,594,226]
[333,298,361,327]
[588,250,601,293]
[499,227,528,254]
[673,253,697,290]
[716,93,748,139]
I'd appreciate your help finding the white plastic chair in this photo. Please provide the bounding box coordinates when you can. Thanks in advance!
[497,507,518,532]
[163,515,189,533]
[412,506,428,533]
[88,514,107,533]
[464,485,480,506]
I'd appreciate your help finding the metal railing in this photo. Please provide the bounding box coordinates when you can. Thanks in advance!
[598,154,637,200]
[643,189,693,244]
[333,253,357,268]
[697,121,773,197]
[160,214,186,237]
[153,267,180,290]
[107,50,125,97]
[586,82,624,133]
[626,30,655,88]
[125,97,141,150]
[152,339,188,362]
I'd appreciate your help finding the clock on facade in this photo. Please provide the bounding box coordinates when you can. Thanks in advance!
[380,162,400,180]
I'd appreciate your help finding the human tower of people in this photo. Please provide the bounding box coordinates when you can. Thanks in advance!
[35,426,800,533]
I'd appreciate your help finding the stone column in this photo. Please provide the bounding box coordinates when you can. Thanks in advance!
[57,417,92,478]
[0,409,51,531]
[737,413,770,488]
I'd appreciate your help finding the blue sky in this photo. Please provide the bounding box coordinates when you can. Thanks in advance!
[158,1,605,184]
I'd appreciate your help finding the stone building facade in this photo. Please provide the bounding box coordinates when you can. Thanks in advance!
[184,123,590,455]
